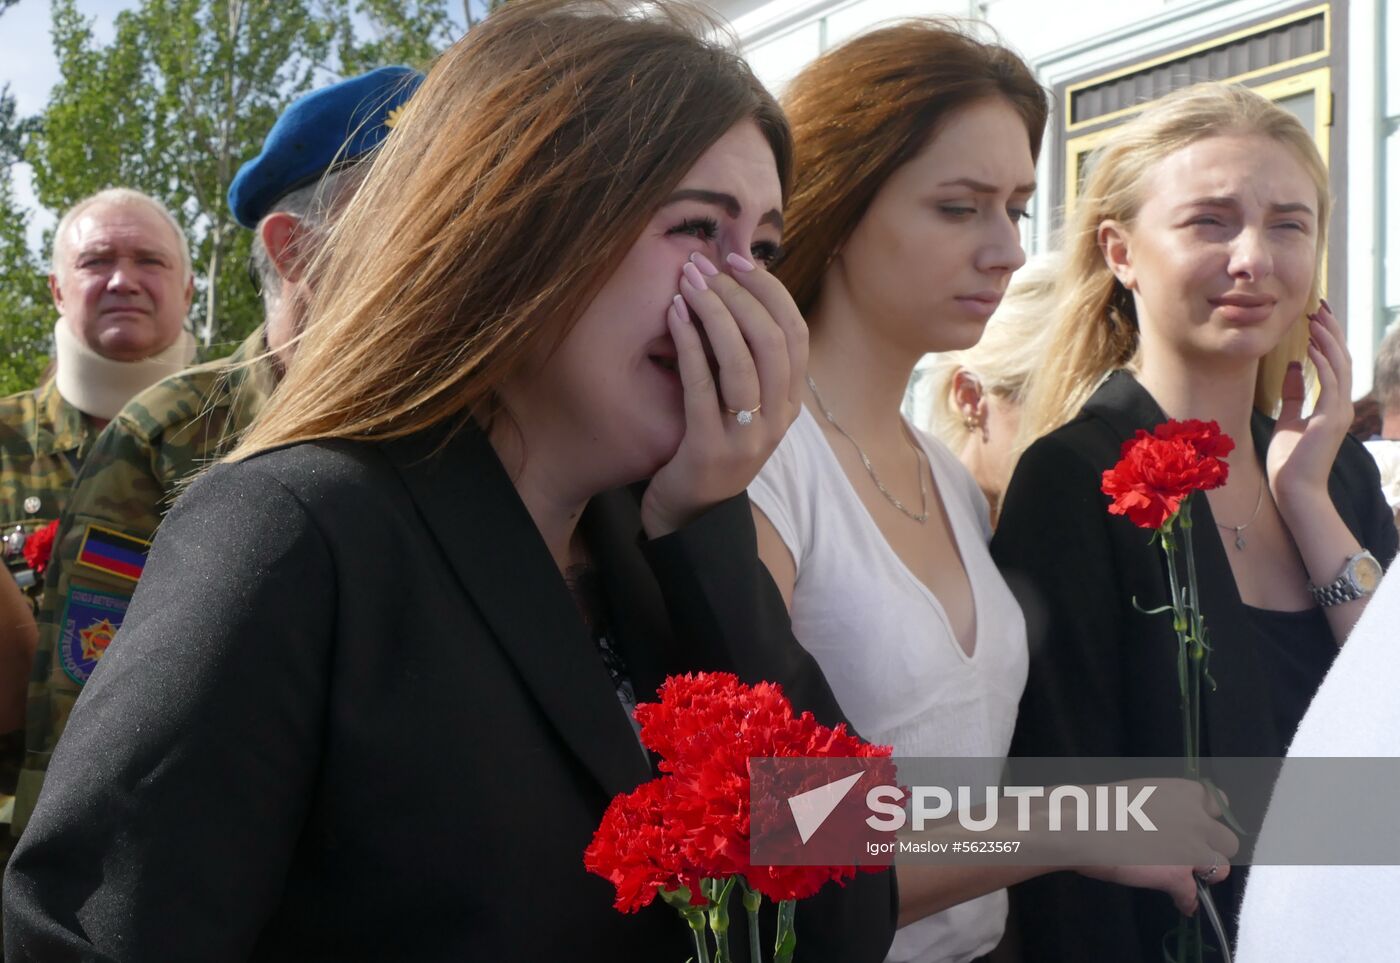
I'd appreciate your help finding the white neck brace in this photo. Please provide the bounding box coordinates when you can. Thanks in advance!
[53,318,198,421]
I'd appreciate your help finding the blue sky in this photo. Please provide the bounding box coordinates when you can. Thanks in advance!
[3,0,127,248]
[1,0,471,253]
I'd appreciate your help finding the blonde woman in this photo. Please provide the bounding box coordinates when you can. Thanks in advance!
[923,252,1062,523]
[992,82,1398,961]
[3,2,899,958]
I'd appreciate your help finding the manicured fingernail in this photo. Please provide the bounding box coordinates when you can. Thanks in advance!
[1288,361,1302,372]
[726,252,756,272]
[690,252,720,277]
[1320,297,1331,312]
[681,261,708,291]
[672,293,687,317]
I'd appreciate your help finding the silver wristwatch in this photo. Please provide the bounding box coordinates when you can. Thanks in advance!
[1308,551,1384,607]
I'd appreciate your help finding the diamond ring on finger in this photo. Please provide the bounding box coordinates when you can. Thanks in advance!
[725,404,761,426]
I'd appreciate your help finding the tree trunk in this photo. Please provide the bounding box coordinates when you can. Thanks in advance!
[202,231,220,348]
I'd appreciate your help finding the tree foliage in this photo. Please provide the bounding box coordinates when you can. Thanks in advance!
[2,0,456,389]
[0,85,50,397]
[337,0,457,76]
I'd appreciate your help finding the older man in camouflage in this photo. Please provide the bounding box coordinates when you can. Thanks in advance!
[0,186,196,821]
[13,66,423,838]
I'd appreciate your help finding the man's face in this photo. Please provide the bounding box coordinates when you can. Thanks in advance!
[50,200,193,361]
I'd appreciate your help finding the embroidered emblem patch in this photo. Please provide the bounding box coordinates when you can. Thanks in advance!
[59,585,130,684]
[75,524,151,582]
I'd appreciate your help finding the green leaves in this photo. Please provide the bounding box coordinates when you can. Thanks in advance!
[0,86,50,397]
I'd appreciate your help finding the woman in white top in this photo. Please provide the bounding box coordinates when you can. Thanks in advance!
[749,21,1220,963]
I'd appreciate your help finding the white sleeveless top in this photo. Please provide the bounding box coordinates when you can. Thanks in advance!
[749,406,1029,963]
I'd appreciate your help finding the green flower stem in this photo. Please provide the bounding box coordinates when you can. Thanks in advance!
[662,888,712,963]
[774,899,797,963]
[1162,495,1233,963]
[1165,910,1212,963]
[705,877,737,963]
[739,878,763,963]
[1181,500,1207,779]
[685,906,712,963]
[1160,519,1196,765]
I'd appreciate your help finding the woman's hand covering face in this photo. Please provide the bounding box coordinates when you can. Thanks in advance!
[641,251,808,537]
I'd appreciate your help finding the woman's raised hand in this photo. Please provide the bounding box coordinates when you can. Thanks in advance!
[640,251,808,538]
[1267,300,1354,510]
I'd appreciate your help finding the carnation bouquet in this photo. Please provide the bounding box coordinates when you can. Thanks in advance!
[585,671,892,963]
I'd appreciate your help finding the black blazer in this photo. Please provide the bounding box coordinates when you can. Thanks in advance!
[2,425,897,962]
[990,371,1398,963]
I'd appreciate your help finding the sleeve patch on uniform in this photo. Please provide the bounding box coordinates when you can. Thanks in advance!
[59,585,131,685]
[74,524,151,582]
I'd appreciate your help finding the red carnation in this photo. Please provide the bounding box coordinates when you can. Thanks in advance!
[22,519,59,576]
[583,778,703,913]
[1101,420,1233,530]
[1152,418,1236,460]
[588,672,894,912]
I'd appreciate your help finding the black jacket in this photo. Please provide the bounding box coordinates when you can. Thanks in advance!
[991,371,1398,962]
[3,424,898,961]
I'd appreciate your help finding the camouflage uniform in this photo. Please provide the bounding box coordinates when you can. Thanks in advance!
[13,327,275,835]
[1,379,97,594]
[0,377,100,932]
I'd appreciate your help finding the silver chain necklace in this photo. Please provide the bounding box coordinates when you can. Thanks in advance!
[1215,476,1266,551]
[806,374,928,524]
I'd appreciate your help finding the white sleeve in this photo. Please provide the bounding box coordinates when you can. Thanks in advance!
[747,424,811,572]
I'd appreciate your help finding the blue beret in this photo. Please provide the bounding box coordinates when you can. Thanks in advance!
[228,65,423,228]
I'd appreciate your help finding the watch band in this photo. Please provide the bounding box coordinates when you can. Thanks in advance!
[1308,550,1382,608]
[1310,574,1364,607]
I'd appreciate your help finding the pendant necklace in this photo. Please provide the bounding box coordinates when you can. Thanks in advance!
[806,374,929,524]
[1216,477,1265,551]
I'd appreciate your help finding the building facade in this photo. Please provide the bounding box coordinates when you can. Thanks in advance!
[715,0,1398,396]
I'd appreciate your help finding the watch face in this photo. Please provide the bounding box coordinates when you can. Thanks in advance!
[1353,555,1384,594]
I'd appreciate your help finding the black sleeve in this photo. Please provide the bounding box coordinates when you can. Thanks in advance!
[3,462,335,962]
[992,432,1129,758]
[992,433,1154,963]
[640,491,898,963]
[641,492,859,728]
[1337,434,1399,568]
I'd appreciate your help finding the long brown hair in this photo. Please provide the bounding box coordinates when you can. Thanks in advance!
[774,19,1048,315]
[231,0,790,460]
[1015,82,1330,455]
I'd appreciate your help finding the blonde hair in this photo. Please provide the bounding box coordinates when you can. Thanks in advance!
[1015,82,1330,455]
[230,0,789,461]
[51,187,193,282]
[924,252,1063,446]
